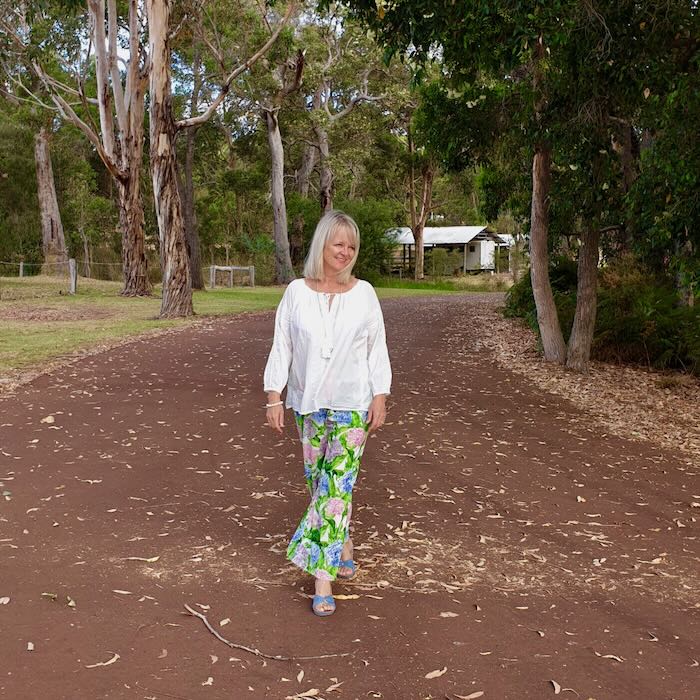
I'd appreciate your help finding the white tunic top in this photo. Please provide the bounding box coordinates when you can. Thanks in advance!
[263,278,392,415]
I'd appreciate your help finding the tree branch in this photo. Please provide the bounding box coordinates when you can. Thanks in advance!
[32,61,124,182]
[176,3,296,130]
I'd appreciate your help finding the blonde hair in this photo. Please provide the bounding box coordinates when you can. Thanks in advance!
[303,210,360,284]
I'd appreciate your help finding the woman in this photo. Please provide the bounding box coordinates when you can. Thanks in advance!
[264,210,391,617]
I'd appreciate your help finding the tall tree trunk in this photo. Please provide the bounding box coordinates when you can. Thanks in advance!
[315,125,333,213]
[34,126,68,273]
[413,166,434,281]
[117,78,150,296]
[408,128,421,279]
[80,229,91,278]
[296,142,317,197]
[530,146,566,363]
[264,108,295,283]
[117,173,150,295]
[178,125,204,289]
[408,128,434,281]
[178,42,204,290]
[147,0,193,318]
[566,227,601,371]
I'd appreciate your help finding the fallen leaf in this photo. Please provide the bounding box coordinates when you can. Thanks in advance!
[425,666,447,679]
[550,680,561,694]
[158,649,168,659]
[85,652,120,669]
[454,693,484,699]
[125,556,160,563]
[439,611,459,618]
[334,594,359,600]
[285,689,320,699]
[202,677,213,686]
[219,618,231,626]
[297,670,304,683]
[27,642,34,651]
[0,597,9,605]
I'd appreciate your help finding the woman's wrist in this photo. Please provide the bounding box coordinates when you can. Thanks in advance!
[265,391,282,408]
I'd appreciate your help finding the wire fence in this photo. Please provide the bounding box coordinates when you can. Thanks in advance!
[0,258,256,301]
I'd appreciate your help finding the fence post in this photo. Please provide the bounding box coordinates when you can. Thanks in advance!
[229,267,233,288]
[19,262,24,277]
[249,266,255,287]
[209,265,215,289]
[68,258,77,294]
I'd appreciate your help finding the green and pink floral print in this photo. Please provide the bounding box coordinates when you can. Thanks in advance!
[287,409,369,579]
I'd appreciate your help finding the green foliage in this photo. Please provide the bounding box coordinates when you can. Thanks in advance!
[241,233,276,285]
[425,247,463,277]
[335,197,404,284]
[505,258,700,374]
[0,105,41,264]
[627,71,700,297]
[286,195,403,283]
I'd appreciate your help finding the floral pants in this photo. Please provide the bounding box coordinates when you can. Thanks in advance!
[287,409,369,580]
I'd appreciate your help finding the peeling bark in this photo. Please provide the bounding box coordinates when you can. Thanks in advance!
[34,126,68,273]
[117,173,150,296]
[147,0,193,318]
[89,0,149,295]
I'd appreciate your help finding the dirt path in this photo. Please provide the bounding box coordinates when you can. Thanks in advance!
[1,295,697,700]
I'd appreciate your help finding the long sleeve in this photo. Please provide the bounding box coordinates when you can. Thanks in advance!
[263,286,293,393]
[366,291,392,396]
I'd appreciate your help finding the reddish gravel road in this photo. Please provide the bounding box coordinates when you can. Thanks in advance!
[1,294,698,700]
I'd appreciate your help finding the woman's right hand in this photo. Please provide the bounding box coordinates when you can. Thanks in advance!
[267,404,285,433]
[266,393,285,433]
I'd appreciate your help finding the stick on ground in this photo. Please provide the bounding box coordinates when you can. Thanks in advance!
[183,604,352,661]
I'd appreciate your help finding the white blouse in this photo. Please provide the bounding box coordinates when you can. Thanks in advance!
[263,278,392,415]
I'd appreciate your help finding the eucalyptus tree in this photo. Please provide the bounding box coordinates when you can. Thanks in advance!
[171,0,293,290]
[258,42,303,283]
[1,79,70,271]
[145,0,293,316]
[34,122,68,271]
[0,0,153,295]
[298,7,387,213]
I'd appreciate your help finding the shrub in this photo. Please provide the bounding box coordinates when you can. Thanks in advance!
[505,257,700,374]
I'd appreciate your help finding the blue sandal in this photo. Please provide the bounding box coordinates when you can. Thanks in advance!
[312,594,336,617]
[337,559,357,580]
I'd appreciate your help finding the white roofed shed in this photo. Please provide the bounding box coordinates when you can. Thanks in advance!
[389,226,511,272]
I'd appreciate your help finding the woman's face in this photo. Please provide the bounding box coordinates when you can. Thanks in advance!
[323,226,357,277]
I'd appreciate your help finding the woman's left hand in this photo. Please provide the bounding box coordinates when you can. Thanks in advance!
[367,394,387,433]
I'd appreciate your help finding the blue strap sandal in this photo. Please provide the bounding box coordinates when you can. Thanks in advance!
[312,594,336,617]
[337,559,357,580]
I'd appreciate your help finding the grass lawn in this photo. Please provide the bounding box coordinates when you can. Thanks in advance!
[0,275,472,375]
